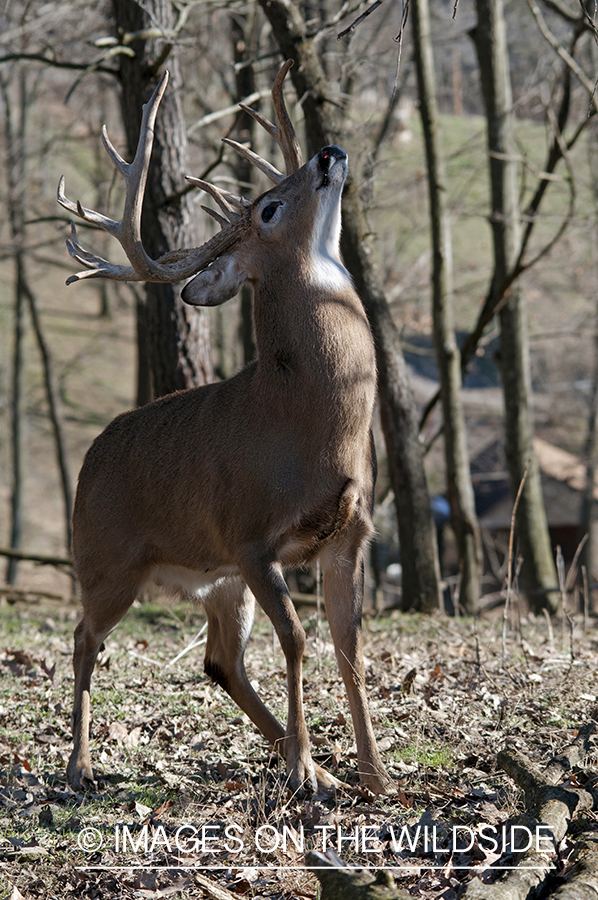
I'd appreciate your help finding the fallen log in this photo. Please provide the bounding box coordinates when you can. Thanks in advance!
[190,872,244,900]
[551,835,598,898]
[543,723,597,784]
[306,849,412,900]
[0,546,71,567]
[459,736,597,900]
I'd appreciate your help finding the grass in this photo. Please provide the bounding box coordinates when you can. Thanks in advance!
[3,594,598,897]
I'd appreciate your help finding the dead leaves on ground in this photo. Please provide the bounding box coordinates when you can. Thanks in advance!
[2,602,598,899]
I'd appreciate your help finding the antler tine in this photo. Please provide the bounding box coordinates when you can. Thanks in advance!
[59,70,255,286]
[270,59,303,174]
[227,59,302,178]
[64,222,138,284]
[57,176,121,237]
[222,138,284,185]
[118,70,170,271]
[185,176,249,221]
[201,206,229,228]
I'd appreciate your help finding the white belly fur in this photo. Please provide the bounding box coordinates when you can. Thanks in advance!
[151,564,240,600]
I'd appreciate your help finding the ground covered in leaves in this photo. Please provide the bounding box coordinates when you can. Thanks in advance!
[1,594,598,900]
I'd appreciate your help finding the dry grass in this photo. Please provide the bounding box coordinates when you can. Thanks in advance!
[2,593,598,899]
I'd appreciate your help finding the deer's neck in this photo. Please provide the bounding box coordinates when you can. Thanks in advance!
[252,270,376,425]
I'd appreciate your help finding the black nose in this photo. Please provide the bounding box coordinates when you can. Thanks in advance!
[318,145,347,173]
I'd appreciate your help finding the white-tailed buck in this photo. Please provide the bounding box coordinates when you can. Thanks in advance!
[58,61,392,795]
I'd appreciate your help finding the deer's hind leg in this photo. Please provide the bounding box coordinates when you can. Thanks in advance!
[203,576,339,795]
[203,578,284,746]
[320,524,394,795]
[68,574,141,790]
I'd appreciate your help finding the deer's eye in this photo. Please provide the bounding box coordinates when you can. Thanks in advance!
[261,203,280,223]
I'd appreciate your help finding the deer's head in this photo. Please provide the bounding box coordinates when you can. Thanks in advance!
[57,61,349,309]
[182,144,348,307]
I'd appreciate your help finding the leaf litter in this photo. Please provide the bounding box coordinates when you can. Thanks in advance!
[1,595,598,898]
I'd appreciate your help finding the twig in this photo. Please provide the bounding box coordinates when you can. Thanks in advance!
[188,89,271,134]
[503,458,531,660]
[583,565,590,631]
[543,606,555,650]
[127,649,164,667]
[528,0,598,112]
[565,533,589,594]
[337,0,385,40]
[543,0,585,24]
[315,559,322,674]
[166,622,208,667]
[557,545,567,649]
[0,51,118,76]
[393,0,410,44]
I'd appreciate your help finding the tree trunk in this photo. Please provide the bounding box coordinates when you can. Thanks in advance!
[258,0,441,611]
[471,0,558,613]
[231,12,257,366]
[412,0,481,613]
[2,65,73,573]
[111,0,214,398]
[2,68,27,584]
[6,260,25,585]
[579,114,598,585]
[24,277,73,553]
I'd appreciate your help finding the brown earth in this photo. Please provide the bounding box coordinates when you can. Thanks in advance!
[1,592,597,899]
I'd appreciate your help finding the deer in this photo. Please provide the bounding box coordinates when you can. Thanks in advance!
[58,60,393,797]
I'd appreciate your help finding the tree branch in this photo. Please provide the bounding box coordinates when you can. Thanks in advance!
[0,51,119,77]
[0,546,71,567]
[529,0,598,111]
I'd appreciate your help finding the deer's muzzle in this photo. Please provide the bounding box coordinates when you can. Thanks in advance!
[317,146,347,188]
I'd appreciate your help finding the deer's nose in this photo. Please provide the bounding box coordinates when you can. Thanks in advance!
[318,146,347,174]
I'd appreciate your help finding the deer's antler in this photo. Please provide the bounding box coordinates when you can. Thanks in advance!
[223,59,303,183]
[58,61,300,284]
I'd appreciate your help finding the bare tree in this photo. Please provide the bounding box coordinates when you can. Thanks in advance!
[230,11,259,366]
[471,0,559,613]
[1,60,73,579]
[257,0,441,612]
[579,114,598,584]
[412,0,481,612]
[111,0,214,398]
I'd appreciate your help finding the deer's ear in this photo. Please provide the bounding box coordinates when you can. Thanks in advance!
[182,253,248,306]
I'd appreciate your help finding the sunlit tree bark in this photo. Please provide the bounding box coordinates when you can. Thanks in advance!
[472,0,558,613]
[412,0,481,613]
[259,0,441,611]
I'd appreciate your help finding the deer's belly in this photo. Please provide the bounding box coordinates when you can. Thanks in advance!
[150,564,240,600]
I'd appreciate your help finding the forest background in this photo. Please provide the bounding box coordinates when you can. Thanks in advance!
[1,0,597,618]
[2,3,598,899]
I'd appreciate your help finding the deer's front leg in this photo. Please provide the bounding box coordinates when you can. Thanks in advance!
[321,529,394,795]
[240,555,337,794]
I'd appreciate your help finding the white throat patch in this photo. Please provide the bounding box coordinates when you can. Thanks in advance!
[309,188,352,293]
